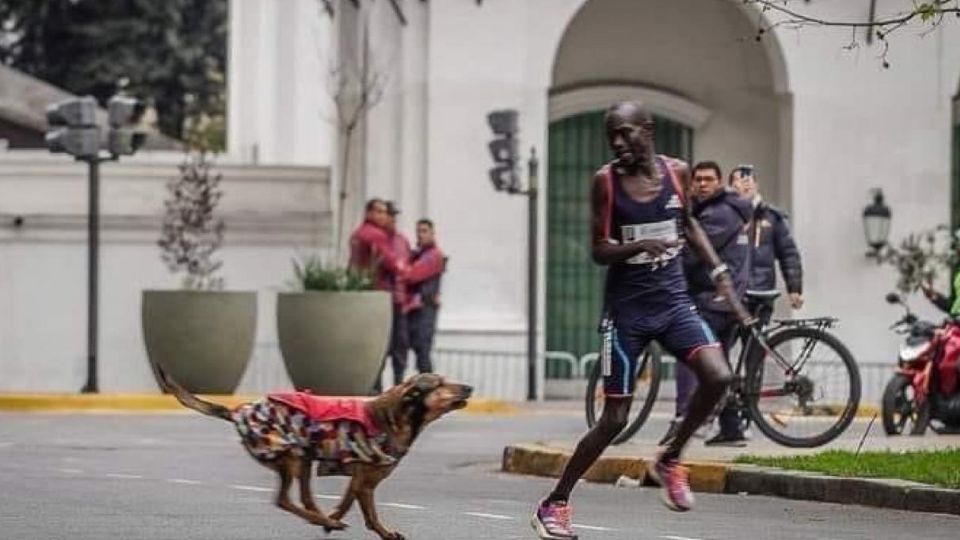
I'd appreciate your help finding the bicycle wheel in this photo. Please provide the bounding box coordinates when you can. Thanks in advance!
[745,326,861,448]
[585,342,662,445]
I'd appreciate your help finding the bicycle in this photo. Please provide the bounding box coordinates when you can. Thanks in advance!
[585,290,862,448]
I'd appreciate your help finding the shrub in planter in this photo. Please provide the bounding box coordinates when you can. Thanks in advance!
[142,152,256,394]
[277,255,391,395]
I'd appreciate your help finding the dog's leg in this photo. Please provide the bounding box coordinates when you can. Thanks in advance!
[298,457,321,513]
[324,476,358,532]
[273,454,342,528]
[356,473,404,540]
[328,474,359,522]
[296,457,346,531]
[330,462,389,523]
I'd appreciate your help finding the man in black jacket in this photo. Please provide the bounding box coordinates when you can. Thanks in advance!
[730,165,804,312]
[670,161,753,447]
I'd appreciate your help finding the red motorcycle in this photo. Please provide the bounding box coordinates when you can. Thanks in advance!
[882,292,960,435]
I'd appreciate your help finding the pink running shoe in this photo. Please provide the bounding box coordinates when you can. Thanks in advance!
[648,457,694,512]
[531,499,578,540]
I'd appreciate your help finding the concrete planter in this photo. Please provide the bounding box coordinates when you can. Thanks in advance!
[142,290,257,394]
[277,291,391,395]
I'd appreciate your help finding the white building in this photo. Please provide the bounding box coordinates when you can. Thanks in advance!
[2,0,958,401]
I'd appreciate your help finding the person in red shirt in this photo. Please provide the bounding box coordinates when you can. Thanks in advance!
[351,198,409,393]
[348,198,407,282]
[384,202,414,386]
[404,219,446,376]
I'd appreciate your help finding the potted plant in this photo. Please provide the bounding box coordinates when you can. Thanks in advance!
[277,255,391,395]
[142,152,256,394]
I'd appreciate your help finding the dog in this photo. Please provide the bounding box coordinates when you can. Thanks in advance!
[156,364,472,540]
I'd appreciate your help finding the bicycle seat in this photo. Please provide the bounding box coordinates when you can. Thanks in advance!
[746,289,781,303]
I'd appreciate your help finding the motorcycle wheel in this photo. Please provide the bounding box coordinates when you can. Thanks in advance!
[881,374,929,436]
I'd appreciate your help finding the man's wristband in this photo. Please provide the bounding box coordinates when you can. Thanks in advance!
[709,264,730,282]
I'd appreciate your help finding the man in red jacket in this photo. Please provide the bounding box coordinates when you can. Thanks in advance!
[404,219,446,376]
[348,198,407,281]
[385,202,414,385]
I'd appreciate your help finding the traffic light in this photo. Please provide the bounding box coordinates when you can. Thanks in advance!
[45,97,100,158]
[107,95,146,156]
[487,109,519,192]
[43,93,146,395]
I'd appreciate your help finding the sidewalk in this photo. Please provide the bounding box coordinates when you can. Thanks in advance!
[531,417,960,462]
[501,400,960,516]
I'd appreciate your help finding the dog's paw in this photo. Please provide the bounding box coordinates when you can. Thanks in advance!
[383,531,405,540]
[320,519,348,533]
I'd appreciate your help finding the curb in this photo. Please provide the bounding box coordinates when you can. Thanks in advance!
[852,405,881,418]
[501,443,960,517]
[0,394,253,412]
[724,466,960,515]
[501,443,728,493]
[0,394,517,415]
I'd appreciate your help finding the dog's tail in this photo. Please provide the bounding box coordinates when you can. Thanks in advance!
[154,362,233,422]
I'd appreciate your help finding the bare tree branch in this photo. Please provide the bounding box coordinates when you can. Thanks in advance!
[323,3,389,261]
[743,0,960,67]
[745,0,959,29]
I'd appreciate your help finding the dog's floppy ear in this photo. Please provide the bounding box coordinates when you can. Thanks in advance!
[402,374,441,405]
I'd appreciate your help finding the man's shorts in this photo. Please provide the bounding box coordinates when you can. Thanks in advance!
[600,303,719,397]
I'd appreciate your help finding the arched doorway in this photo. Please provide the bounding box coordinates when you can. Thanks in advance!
[545,0,792,363]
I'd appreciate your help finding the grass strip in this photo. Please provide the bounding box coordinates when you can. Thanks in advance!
[734,448,960,489]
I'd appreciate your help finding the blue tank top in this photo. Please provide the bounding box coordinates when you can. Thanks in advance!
[603,156,690,313]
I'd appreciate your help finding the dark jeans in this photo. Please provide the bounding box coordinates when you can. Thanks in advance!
[676,309,741,436]
[408,305,438,375]
[387,303,410,387]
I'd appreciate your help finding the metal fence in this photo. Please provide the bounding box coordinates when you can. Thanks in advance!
[234,343,531,401]
[233,342,894,405]
[433,348,528,401]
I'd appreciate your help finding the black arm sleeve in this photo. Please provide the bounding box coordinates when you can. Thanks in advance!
[772,211,803,294]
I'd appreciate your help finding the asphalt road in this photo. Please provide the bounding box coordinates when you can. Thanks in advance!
[0,406,957,540]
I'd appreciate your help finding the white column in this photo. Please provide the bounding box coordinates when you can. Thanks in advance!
[227,0,261,163]
[400,2,430,224]
[227,0,335,166]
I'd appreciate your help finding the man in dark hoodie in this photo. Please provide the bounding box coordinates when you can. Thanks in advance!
[670,161,753,447]
[730,166,803,312]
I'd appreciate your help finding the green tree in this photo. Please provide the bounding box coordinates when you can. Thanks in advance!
[0,0,226,146]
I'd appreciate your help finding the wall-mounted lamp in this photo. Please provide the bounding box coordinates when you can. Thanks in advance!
[863,188,891,261]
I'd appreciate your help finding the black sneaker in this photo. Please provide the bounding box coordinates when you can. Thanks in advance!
[704,433,747,447]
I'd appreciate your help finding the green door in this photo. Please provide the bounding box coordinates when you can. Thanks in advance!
[953,102,959,232]
[545,111,693,376]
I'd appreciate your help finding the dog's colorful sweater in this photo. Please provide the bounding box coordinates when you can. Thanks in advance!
[231,393,400,476]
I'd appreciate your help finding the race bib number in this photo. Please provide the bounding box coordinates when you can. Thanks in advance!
[621,219,680,266]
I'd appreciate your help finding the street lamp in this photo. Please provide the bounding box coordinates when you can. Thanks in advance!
[863,188,892,260]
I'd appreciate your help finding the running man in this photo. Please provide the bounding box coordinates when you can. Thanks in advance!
[532,101,754,540]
